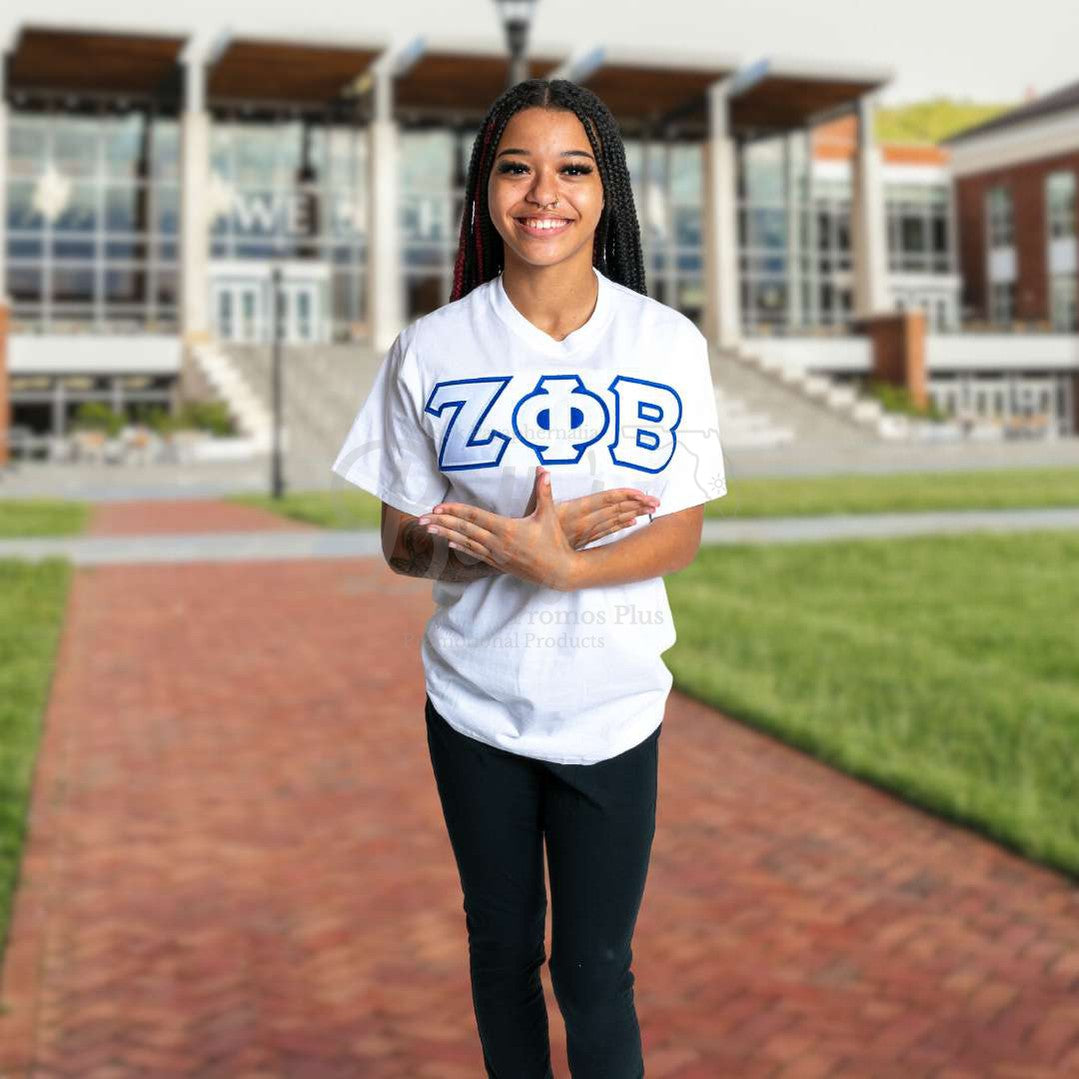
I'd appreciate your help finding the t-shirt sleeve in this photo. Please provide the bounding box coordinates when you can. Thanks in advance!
[329,330,451,518]
[650,326,728,519]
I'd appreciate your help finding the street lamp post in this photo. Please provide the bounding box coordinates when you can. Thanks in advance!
[492,0,538,88]
[271,265,285,499]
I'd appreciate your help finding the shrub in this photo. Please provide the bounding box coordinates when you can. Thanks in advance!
[70,402,125,436]
[863,379,948,422]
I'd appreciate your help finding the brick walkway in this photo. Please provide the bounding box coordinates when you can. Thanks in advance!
[88,498,319,536]
[2,513,1079,1076]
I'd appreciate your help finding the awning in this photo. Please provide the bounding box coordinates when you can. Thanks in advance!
[7,23,186,100]
[206,34,385,106]
[555,46,740,134]
[392,36,567,122]
[727,57,894,135]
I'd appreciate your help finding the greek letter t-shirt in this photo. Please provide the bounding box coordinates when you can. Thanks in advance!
[330,265,727,765]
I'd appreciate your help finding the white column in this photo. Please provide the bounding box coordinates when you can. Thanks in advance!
[805,126,819,326]
[703,78,741,350]
[180,54,211,342]
[640,131,653,293]
[785,130,802,330]
[0,54,8,305]
[368,64,402,353]
[851,93,891,318]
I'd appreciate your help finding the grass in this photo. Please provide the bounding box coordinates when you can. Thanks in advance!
[227,466,1079,530]
[227,489,383,530]
[664,530,1079,880]
[0,559,72,967]
[0,499,89,538]
[0,467,1073,538]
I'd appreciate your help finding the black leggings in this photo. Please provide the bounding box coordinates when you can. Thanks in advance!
[424,694,660,1079]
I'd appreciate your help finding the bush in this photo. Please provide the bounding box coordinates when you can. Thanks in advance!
[71,400,237,438]
[863,379,948,422]
[70,402,125,436]
[175,400,236,436]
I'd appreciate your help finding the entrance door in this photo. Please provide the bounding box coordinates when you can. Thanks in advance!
[211,262,328,344]
[278,281,320,344]
[213,281,264,344]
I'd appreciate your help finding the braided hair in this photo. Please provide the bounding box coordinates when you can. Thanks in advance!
[450,78,646,302]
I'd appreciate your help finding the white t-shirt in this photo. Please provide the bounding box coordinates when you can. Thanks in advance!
[331,265,727,764]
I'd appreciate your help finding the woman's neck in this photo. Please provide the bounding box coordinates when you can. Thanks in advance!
[500,257,599,343]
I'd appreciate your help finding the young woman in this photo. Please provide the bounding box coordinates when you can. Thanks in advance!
[332,78,727,1078]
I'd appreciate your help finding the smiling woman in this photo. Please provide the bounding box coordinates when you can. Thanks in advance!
[330,77,728,1079]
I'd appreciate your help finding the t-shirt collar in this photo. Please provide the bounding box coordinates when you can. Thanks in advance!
[489,264,615,357]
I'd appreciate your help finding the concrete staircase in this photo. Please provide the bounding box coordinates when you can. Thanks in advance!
[717,343,920,442]
[188,340,277,451]
[193,337,901,488]
[709,346,882,449]
[212,342,384,489]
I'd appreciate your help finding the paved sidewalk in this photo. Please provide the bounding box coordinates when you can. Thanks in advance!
[1,543,1078,1076]
[1,505,1078,566]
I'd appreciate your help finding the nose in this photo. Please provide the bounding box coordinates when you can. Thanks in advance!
[526,164,559,208]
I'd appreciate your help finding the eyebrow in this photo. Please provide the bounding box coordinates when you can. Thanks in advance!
[495,148,596,162]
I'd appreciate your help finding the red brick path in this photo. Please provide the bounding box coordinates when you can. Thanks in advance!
[88,498,319,536]
[2,519,1079,1075]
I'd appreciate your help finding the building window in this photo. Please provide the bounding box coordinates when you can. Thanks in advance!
[990,281,1014,324]
[1046,171,1076,239]
[986,185,1013,248]
[7,107,180,334]
[1050,274,1078,331]
[886,182,952,274]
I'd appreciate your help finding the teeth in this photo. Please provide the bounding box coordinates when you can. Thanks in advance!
[522,218,569,230]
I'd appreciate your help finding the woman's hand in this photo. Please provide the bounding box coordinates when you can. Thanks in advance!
[417,466,582,591]
[525,482,659,549]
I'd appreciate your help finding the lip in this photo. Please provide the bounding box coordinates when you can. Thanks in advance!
[515,216,573,237]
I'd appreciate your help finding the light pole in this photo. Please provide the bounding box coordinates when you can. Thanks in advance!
[492,0,538,88]
[270,265,285,499]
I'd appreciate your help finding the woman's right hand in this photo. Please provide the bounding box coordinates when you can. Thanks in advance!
[525,484,660,549]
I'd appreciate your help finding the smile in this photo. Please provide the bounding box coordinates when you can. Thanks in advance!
[515,218,573,237]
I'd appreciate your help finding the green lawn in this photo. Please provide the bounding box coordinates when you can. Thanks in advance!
[664,530,1079,880]
[229,465,1079,530]
[0,499,89,538]
[0,559,72,969]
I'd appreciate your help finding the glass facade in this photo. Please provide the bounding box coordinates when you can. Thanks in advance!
[400,127,469,318]
[208,115,368,342]
[737,134,857,334]
[7,106,180,333]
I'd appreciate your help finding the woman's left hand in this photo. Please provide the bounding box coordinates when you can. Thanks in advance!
[417,466,579,591]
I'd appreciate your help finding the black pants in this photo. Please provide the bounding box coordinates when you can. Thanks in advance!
[424,694,660,1079]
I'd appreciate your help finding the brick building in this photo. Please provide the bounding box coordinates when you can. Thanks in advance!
[944,80,1079,331]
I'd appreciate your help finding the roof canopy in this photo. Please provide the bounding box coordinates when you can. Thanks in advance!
[556,46,739,134]
[4,24,894,137]
[206,35,385,107]
[727,57,893,135]
[6,23,186,100]
[392,36,566,122]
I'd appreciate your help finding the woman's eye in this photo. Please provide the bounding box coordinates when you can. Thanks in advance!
[496,163,593,176]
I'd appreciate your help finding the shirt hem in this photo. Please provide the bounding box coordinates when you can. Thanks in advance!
[426,692,665,766]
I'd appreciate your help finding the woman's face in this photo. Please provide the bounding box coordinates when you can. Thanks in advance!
[487,106,605,273]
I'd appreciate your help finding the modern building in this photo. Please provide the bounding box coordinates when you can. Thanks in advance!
[1,20,1076,457]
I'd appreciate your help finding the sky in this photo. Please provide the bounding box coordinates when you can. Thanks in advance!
[4,0,1079,107]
